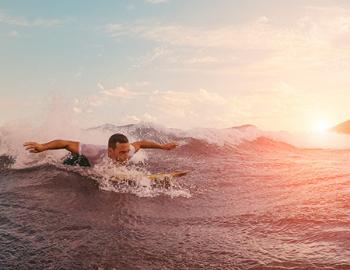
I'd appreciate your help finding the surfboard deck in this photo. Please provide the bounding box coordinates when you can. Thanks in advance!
[147,170,189,189]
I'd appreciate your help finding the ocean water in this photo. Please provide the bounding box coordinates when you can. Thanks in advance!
[0,123,349,269]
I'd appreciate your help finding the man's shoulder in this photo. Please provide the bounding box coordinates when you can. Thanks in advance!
[79,143,107,166]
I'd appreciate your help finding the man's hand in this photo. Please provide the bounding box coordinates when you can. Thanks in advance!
[161,142,178,150]
[23,142,46,153]
[132,140,178,152]
[23,140,79,154]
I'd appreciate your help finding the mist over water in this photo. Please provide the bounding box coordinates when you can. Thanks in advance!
[0,117,350,269]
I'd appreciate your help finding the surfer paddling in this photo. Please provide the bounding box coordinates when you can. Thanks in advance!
[23,133,178,167]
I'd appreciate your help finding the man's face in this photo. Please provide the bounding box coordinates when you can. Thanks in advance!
[108,142,130,163]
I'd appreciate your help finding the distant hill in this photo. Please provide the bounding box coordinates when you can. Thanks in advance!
[330,119,350,134]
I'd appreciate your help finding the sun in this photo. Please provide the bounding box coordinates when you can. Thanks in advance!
[313,119,330,133]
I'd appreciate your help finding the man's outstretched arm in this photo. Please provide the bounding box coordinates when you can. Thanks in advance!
[23,140,79,154]
[131,140,178,152]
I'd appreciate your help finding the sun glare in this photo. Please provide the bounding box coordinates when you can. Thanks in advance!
[313,119,330,133]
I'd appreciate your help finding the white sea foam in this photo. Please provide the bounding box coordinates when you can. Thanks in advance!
[52,157,191,198]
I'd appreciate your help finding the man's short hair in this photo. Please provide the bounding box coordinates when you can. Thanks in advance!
[108,133,129,149]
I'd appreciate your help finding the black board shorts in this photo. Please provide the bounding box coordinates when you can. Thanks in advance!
[63,153,91,167]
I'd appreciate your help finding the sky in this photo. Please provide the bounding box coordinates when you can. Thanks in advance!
[1,0,350,132]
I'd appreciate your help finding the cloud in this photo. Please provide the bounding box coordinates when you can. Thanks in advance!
[97,83,105,90]
[145,0,169,4]
[8,30,19,38]
[101,86,136,98]
[98,83,139,98]
[146,88,234,128]
[126,4,135,10]
[70,79,310,130]
[0,9,69,28]
[125,113,157,123]
[73,107,82,114]
[104,19,277,49]
[105,6,350,75]
[105,7,350,50]
[133,46,173,67]
[73,83,235,128]
[73,83,142,113]
[134,81,314,130]
[77,5,350,130]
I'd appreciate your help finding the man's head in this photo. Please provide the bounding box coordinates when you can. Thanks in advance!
[107,133,130,163]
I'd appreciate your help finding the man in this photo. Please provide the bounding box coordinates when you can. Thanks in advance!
[23,133,178,167]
